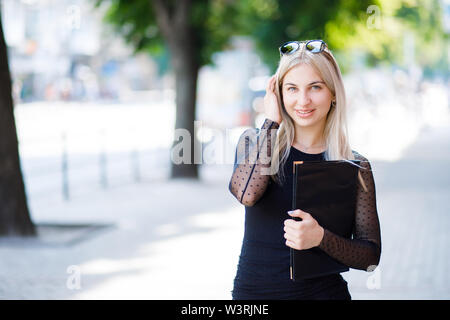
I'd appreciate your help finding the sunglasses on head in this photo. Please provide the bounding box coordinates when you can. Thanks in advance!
[279,40,327,56]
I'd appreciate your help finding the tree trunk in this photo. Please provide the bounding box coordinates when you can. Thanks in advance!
[151,0,201,179]
[170,49,200,179]
[0,14,36,236]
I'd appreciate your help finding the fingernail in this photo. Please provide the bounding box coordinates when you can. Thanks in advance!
[287,210,295,215]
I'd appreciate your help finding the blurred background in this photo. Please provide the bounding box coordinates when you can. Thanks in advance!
[0,0,448,299]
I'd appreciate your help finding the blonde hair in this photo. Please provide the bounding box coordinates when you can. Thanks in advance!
[270,41,367,191]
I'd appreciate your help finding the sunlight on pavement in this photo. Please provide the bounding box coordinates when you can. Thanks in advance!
[73,206,244,299]
[14,100,175,158]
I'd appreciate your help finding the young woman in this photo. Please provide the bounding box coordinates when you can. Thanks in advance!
[228,40,381,300]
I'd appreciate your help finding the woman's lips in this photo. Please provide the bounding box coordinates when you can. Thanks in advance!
[295,109,315,118]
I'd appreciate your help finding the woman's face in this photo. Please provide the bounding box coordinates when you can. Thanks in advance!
[281,63,334,129]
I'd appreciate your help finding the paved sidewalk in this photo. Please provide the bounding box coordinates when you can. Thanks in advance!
[345,124,450,299]
[0,124,449,300]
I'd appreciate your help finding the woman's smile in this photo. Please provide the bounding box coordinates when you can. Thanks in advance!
[295,108,315,118]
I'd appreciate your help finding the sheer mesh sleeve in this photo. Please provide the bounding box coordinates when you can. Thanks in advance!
[228,118,280,206]
[318,152,382,272]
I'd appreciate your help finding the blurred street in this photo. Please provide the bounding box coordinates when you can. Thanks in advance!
[0,114,449,299]
[0,0,449,301]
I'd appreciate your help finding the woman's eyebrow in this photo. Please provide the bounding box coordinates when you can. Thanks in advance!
[308,81,325,85]
[283,80,325,86]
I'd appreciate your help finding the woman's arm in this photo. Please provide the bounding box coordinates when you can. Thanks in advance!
[318,154,382,271]
[228,118,280,206]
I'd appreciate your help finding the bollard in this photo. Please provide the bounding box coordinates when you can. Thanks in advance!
[62,132,69,201]
[99,129,108,189]
[131,149,141,183]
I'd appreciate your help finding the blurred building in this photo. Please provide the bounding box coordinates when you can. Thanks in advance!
[1,0,160,103]
[1,0,279,131]
[197,36,269,129]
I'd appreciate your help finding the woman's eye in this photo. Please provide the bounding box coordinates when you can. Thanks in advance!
[311,85,321,90]
[287,87,296,92]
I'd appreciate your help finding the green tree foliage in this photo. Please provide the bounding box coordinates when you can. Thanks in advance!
[97,0,374,72]
[96,0,240,74]
[325,0,448,75]
[97,0,447,75]
[236,0,448,75]
[394,0,449,75]
[232,0,372,73]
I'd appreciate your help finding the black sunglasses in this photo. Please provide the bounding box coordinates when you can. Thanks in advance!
[279,40,327,56]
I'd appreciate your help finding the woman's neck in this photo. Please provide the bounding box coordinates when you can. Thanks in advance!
[293,123,326,151]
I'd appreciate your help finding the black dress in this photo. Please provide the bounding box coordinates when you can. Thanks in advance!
[228,119,382,300]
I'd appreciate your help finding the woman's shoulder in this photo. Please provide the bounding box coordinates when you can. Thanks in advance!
[351,150,373,172]
[351,150,369,162]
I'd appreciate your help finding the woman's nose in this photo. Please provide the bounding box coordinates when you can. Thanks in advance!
[295,90,311,107]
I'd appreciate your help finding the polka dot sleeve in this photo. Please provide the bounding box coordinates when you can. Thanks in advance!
[318,153,382,272]
[228,118,280,206]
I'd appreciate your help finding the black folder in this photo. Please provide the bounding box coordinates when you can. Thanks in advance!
[290,160,361,281]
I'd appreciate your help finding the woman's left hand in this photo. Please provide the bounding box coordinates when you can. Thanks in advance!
[284,209,324,250]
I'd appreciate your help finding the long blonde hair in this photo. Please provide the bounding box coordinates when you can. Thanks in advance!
[270,41,367,190]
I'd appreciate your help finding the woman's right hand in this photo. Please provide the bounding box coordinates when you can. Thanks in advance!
[264,74,283,125]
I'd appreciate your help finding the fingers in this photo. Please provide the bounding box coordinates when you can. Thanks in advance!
[284,218,303,250]
[284,209,318,250]
[283,222,297,233]
[266,77,273,94]
[287,209,310,219]
[284,232,301,250]
[284,222,305,250]
[268,74,276,86]
[284,219,304,237]
[285,239,296,249]
[284,219,298,229]
[283,228,297,241]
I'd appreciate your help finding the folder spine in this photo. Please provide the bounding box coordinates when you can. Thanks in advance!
[290,161,303,281]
